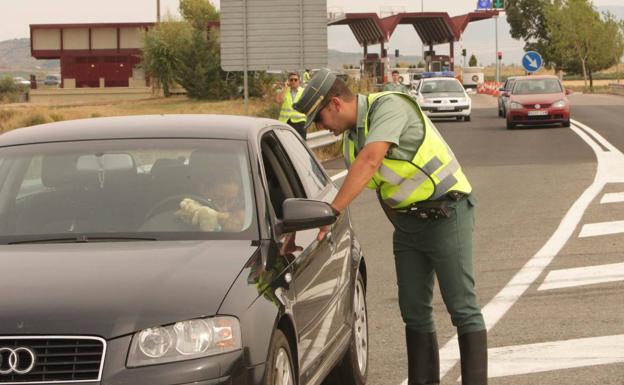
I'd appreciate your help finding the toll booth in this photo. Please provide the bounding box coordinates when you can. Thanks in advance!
[361,54,384,85]
[425,53,452,72]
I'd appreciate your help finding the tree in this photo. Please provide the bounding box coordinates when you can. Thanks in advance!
[505,0,556,66]
[468,54,478,67]
[545,0,624,89]
[142,18,192,97]
[179,0,219,31]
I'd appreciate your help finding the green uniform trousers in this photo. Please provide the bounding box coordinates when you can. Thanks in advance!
[392,195,485,335]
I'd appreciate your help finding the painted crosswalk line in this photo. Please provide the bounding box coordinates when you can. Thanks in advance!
[538,262,624,291]
[485,335,624,379]
[601,192,624,204]
[579,220,624,238]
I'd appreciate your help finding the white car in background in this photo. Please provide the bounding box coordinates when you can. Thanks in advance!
[13,76,31,87]
[415,76,472,121]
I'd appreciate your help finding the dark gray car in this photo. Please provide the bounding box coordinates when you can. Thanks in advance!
[0,115,368,385]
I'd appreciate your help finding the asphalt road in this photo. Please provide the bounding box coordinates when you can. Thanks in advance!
[323,93,624,385]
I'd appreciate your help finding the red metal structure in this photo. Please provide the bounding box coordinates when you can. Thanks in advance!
[328,11,499,72]
[31,23,154,88]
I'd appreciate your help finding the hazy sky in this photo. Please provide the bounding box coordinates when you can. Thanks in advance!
[2,0,621,64]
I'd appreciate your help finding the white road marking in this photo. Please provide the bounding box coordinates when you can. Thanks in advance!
[538,262,624,291]
[330,169,348,181]
[579,220,624,238]
[601,192,624,204]
[485,335,624,379]
[400,119,624,385]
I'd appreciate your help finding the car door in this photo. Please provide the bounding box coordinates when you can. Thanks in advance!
[261,128,352,382]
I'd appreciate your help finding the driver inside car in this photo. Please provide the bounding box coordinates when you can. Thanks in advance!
[174,166,245,232]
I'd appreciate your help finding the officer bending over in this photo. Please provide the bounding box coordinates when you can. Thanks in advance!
[293,69,487,385]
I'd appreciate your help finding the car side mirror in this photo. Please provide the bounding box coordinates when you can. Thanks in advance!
[499,87,505,92]
[280,198,337,233]
[565,89,572,95]
[502,91,510,97]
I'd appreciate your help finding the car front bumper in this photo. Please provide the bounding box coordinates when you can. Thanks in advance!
[420,104,471,118]
[96,335,265,385]
[508,108,569,125]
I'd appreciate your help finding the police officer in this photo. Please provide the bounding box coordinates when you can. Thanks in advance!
[384,69,410,93]
[276,72,307,139]
[293,69,487,385]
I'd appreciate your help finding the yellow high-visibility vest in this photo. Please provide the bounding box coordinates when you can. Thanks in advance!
[343,92,472,209]
[279,87,306,123]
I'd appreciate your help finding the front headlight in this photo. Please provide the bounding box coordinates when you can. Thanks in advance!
[510,102,523,110]
[552,99,566,108]
[127,316,242,367]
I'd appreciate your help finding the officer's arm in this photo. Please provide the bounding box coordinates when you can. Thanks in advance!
[275,83,288,104]
[331,141,391,213]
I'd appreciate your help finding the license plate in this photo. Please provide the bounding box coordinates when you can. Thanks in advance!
[437,106,454,111]
[528,110,548,116]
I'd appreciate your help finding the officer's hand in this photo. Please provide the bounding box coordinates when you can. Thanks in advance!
[317,225,331,241]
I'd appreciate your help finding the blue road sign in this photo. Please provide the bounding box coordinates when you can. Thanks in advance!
[522,51,543,73]
[477,0,492,9]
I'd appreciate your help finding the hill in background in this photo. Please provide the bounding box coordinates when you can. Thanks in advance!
[0,38,59,76]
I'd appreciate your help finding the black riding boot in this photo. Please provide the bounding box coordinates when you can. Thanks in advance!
[406,328,440,385]
[458,330,488,385]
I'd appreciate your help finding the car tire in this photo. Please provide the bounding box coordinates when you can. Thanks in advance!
[464,115,471,122]
[506,121,515,130]
[456,116,463,121]
[334,271,368,385]
[498,108,503,117]
[563,120,570,127]
[264,329,296,385]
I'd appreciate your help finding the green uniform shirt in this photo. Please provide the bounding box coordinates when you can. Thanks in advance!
[383,82,409,94]
[349,94,425,161]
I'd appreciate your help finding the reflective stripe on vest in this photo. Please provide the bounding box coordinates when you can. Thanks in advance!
[342,91,472,209]
[279,87,307,123]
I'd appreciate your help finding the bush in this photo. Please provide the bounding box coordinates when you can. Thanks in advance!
[0,77,24,104]
[20,112,51,127]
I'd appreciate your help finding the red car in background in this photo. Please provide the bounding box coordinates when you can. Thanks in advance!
[505,75,571,130]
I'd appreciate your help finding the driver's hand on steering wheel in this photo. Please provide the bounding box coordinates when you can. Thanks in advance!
[175,198,229,231]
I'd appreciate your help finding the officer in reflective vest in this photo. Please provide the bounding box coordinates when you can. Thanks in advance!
[294,69,488,385]
[276,72,307,139]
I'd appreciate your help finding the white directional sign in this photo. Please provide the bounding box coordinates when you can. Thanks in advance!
[522,51,543,73]
[220,0,328,71]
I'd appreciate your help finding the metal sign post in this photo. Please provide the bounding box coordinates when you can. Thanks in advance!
[221,0,328,114]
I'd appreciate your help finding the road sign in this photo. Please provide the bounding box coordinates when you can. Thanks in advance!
[220,0,327,71]
[522,51,543,73]
[492,0,505,9]
[477,0,492,10]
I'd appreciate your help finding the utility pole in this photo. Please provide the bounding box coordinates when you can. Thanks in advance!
[157,0,161,22]
[495,15,499,83]
[421,0,424,64]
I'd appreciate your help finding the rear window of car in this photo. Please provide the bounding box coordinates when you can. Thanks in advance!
[512,79,563,95]
[0,139,258,243]
[420,79,465,94]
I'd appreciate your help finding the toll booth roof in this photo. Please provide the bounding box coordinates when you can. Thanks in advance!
[327,13,387,46]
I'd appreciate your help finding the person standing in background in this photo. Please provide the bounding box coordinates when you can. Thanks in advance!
[384,70,409,93]
[276,72,307,139]
[303,69,311,85]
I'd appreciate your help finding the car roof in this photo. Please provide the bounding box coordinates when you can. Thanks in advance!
[0,114,280,147]
[514,75,560,81]
[422,77,460,81]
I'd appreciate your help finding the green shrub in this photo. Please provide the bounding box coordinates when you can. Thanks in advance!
[0,77,24,103]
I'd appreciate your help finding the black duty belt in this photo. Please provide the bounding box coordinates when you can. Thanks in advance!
[395,192,468,220]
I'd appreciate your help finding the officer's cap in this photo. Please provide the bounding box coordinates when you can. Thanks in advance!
[293,68,337,129]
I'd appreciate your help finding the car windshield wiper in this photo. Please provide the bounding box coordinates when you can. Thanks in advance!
[8,235,158,245]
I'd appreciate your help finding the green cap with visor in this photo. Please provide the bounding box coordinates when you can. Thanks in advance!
[292,68,337,129]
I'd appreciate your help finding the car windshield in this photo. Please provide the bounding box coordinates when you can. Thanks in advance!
[420,79,464,94]
[512,79,562,95]
[0,139,258,244]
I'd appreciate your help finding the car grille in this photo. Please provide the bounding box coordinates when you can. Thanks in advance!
[514,115,553,121]
[0,337,105,384]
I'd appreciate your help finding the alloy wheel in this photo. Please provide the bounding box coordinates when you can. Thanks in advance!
[353,279,368,375]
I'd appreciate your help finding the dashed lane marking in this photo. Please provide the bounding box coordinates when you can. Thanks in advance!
[601,192,624,204]
[486,335,624,379]
[538,262,624,291]
[579,220,624,238]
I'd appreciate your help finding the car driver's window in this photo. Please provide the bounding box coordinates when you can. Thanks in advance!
[274,130,329,198]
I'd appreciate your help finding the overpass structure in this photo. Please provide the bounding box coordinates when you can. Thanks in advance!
[328,10,499,78]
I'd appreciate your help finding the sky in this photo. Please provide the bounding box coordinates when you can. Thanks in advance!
[1,0,621,64]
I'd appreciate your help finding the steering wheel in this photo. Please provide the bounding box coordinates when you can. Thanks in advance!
[144,194,215,221]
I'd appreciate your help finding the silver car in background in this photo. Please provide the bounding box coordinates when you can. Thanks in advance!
[414,77,472,121]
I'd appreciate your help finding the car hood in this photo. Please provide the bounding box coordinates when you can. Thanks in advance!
[0,240,258,338]
[510,93,565,104]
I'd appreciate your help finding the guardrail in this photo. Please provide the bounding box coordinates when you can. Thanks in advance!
[306,130,341,149]
[609,83,624,96]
